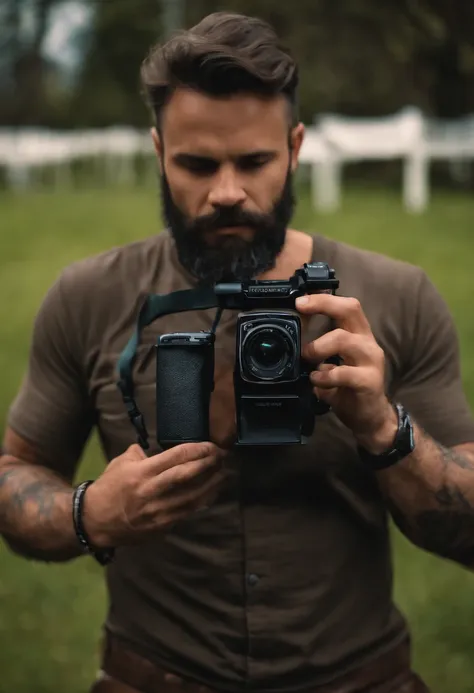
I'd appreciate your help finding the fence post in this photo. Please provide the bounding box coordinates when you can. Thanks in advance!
[312,153,342,212]
[403,145,429,213]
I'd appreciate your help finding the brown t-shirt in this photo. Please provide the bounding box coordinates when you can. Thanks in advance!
[7,230,474,690]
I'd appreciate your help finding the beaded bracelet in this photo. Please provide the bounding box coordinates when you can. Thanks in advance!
[72,480,115,566]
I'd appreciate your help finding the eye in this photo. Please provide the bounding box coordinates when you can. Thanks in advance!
[238,154,274,171]
[175,155,219,176]
[186,159,219,175]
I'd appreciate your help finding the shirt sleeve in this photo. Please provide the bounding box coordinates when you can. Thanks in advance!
[394,269,474,447]
[6,269,95,476]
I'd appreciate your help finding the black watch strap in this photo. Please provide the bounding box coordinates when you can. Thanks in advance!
[357,402,415,471]
[72,481,115,566]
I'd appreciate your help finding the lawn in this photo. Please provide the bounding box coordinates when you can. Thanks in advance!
[1,182,474,692]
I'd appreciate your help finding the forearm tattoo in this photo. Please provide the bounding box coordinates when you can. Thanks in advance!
[386,430,474,566]
[0,463,78,562]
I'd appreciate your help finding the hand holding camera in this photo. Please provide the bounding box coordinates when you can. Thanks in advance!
[296,293,398,453]
[82,442,227,549]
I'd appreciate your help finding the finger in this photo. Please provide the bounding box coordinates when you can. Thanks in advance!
[317,363,337,372]
[151,473,227,532]
[147,442,221,475]
[310,364,377,391]
[313,387,338,407]
[302,329,379,366]
[295,294,371,335]
[125,444,149,462]
[167,462,223,492]
[153,454,224,493]
[157,468,227,513]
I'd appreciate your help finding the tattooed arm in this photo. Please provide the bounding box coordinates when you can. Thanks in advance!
[0,269,97,562]
[0,427,84,562]
[297,271,474,567]
[376,426,474,567]
[374,271,474,567]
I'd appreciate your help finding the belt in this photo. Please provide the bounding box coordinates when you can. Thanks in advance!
[100,631,416,693]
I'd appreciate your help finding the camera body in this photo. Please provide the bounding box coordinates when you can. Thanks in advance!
[156,262,339,448]
[233,310,311,445]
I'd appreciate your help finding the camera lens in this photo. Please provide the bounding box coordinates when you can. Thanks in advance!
[243,325,295,381]
[253,334,286,368]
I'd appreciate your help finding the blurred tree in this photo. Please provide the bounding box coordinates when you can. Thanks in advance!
[1,0,473,127]
[409,0,474,117]
[70,0,163,127]
[0,1,21,96]
[186,0,474,120]
[0,0,60,125]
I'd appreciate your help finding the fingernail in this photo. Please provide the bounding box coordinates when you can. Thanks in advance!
[296,296,309,306]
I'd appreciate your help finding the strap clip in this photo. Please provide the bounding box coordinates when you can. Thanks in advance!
[117,380,149,449]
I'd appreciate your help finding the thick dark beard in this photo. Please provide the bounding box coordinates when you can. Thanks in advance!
[160,169,295,286]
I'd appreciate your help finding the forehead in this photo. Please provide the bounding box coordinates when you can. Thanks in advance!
[161,88,290,154]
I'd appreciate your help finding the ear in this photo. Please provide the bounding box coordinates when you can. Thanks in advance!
[151,127,163,173]
[289,123,305,172]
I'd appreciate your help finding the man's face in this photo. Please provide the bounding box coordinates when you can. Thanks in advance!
[153,88,304,285]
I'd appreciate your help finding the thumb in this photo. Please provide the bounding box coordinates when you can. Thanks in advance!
[126,443,148,461]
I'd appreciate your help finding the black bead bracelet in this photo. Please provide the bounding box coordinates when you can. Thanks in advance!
[72,480,115,566]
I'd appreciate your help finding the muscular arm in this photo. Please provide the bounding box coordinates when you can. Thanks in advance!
[0,428,84,562]
[373,268,474,567]
[377,424,474,567]
[0,268,97,562]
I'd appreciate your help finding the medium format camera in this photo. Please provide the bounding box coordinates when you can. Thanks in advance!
[155,263,339,447]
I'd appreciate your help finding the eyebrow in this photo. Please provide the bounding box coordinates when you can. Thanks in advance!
[172,150,279,166]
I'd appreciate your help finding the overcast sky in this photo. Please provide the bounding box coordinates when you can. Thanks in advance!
[42,1,93,73]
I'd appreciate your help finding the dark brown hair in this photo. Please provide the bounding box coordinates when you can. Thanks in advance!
[140,12,299,128]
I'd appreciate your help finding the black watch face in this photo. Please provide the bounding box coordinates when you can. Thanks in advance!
[400,412,415,455]
[391,406,414,459]
[359,405,414,470]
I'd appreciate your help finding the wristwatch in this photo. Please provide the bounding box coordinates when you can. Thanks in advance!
[357,402,415,471]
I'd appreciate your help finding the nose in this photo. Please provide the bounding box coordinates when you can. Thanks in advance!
[207,165,247,208]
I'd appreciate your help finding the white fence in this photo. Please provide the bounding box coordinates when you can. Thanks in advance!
[0,127,154,190]
[1,106,474,212]
[300,107,474,213]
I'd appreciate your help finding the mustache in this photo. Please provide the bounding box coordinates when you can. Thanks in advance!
[189,206,275,235]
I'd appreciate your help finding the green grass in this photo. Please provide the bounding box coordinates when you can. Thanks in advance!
[1,183,474,692]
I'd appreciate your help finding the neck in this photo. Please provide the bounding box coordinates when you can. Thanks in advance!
[257,229,313,281]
